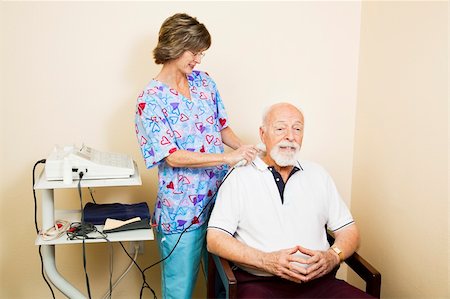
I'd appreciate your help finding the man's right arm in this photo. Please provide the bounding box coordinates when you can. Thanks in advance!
[206,229,308,283]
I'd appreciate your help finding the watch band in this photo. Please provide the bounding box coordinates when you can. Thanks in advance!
[331,245,344,263]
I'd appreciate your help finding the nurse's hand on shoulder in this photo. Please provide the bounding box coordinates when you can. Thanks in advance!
[223,145,259,167]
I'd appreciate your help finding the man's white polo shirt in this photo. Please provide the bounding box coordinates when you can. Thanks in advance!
[208,157,354,276]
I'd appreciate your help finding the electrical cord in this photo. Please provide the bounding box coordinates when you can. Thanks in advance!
[119,242,157,299]
[88,187,97,204]
[33,159,46,235]
[66,222,98,240]
[108,240,113,299]
[40,219,70,241]
[33,159,56,299]
[76,172,93,299]
[100,242,134,299]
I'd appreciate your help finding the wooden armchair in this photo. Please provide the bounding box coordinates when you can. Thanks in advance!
[207,234,381,299]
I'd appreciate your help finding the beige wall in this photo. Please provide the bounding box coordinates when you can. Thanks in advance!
[0,2,362,298]
[351,1,448,298]
[2,2,448,299]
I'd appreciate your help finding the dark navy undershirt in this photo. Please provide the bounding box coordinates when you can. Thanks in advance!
[268,164,302,204]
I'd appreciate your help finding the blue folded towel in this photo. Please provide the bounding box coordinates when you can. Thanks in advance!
[83,202,150,225]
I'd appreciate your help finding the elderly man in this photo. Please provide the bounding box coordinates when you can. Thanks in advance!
[207,103,373,298]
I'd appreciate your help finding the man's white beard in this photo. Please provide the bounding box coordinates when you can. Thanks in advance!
[269,141,301,167]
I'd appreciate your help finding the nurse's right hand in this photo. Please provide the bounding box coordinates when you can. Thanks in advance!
[224,145,259,167]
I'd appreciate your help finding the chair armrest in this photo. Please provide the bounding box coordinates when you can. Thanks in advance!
[345,252,381,298]
[327,232,381,298]
[207,253,237,299]
[215,254,237,286]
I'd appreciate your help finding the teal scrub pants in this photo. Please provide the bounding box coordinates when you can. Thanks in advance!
[156,223,208,299]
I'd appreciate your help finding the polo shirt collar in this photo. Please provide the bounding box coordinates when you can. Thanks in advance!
[253,156,269,171]
[252,156,303,172]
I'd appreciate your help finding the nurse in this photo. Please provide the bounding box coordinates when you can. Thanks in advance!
[134,13,258,299]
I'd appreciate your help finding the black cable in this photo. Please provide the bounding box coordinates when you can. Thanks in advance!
[83,186,113,298]
[32,159,56,299]
[118,242,157,299]
[88,187,97,204]
[78,172,93,299]
[108,241,113,299]
[33,159,46,234]
[66,222,97,240]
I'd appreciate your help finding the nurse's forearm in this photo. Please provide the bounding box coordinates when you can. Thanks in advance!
[165,149,227,168]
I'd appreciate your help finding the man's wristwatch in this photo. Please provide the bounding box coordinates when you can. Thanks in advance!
[330,245,344,263]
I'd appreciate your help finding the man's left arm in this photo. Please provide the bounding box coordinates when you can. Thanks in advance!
[329,223,360,263]
[293,224,360,282]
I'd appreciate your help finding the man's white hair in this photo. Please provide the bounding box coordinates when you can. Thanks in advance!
[261,102,304,128]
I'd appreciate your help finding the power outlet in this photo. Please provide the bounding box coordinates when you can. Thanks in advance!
[129,241,144,255]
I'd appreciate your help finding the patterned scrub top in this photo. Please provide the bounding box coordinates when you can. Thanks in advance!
[135,70,229,234]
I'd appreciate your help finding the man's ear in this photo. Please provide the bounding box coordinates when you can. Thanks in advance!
[259,126,265,144]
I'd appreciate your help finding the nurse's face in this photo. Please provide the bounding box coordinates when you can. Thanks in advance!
[174,50,205,74]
